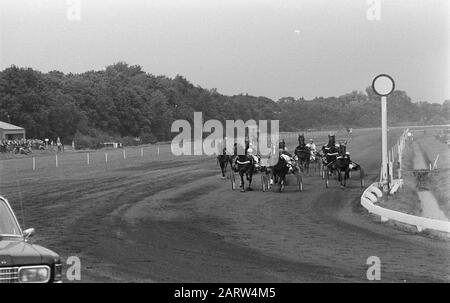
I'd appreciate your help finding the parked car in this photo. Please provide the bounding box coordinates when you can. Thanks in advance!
[0,196,62,283]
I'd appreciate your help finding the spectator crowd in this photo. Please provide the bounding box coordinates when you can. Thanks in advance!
[0,138,47,154]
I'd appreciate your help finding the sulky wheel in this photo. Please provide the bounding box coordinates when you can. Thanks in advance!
[297,171,303,192]
[266,174,272,191]
[261,174,267,192]
[359,167,365,188]
[321,162,326,179]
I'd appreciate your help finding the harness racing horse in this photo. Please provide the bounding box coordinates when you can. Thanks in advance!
[322,134,340,177]
[323,141,359,188]
[232,153,255,192]
[327,153,351,188]
[260,140,303,192]
[271,152,292,192]
[217,148,233,179]
[294,134,311,174]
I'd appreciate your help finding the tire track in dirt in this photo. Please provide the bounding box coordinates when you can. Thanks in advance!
[70,130,450,282]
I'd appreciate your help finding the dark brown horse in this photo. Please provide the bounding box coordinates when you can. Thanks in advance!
[328,152,351,187]
[294,134,311,174]
[271,153,291,192]
[217,148,233,179]
[324,138,350,187]
[233,154,255,192]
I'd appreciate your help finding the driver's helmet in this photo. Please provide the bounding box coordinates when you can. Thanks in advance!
[247,148,254,155]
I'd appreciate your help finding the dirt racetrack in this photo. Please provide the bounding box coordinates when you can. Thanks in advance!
[0,128,449,282]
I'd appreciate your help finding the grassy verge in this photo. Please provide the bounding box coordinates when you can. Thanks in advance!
[377,185,422,216]
[416,135,450,218]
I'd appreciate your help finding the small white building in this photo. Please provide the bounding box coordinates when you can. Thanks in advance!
[0,121,26,140]
[103,142,123,149]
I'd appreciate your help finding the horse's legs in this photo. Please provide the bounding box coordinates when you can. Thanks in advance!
[268,171,272,188]
[279,172,285,192]
[224,160,228,176]
[339,170,345,188]
[220,162,226,178]
[247,172,253,191]
[239,171,245,192]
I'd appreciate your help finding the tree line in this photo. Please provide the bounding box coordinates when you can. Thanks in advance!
[0,63,448,149]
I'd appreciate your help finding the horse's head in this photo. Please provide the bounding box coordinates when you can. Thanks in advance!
[338,144,346,155]
[245,138,250,150]
[279,139,286,151]
[233,143,239,156]
[328,134,335,147]
[298,134,305,146]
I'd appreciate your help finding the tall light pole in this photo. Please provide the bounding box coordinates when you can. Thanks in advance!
[372,74,395,192]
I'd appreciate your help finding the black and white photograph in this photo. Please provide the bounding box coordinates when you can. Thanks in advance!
[0,0,449,292]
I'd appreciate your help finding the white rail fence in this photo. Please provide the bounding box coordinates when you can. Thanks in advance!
[380,128,409,188]
[361,182,450,233]
[1,143,169,174]
[360,128,450,233]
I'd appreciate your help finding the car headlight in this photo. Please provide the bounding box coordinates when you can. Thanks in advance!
[18,266,51,283]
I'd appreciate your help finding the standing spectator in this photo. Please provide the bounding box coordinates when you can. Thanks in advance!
[57,137,62,152]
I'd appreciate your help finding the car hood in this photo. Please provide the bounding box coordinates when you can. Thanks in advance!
[0,239,59,267]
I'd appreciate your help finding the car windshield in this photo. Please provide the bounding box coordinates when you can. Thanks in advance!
[0,199,21,236]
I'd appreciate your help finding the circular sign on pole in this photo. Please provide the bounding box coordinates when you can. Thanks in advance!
[372,74,395,96]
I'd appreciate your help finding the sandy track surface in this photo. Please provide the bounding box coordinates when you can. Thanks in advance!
[1,130,449,282]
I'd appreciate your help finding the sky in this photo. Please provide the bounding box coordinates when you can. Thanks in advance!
[0,0,449,103]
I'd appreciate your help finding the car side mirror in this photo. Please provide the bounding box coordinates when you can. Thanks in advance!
[23,228,35,241]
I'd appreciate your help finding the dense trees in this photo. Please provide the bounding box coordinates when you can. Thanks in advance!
[0,63,448,148]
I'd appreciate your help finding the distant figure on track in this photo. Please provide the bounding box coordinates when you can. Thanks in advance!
[306,138,317,160]
[217,147,233,179]
[407,131,413,141]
